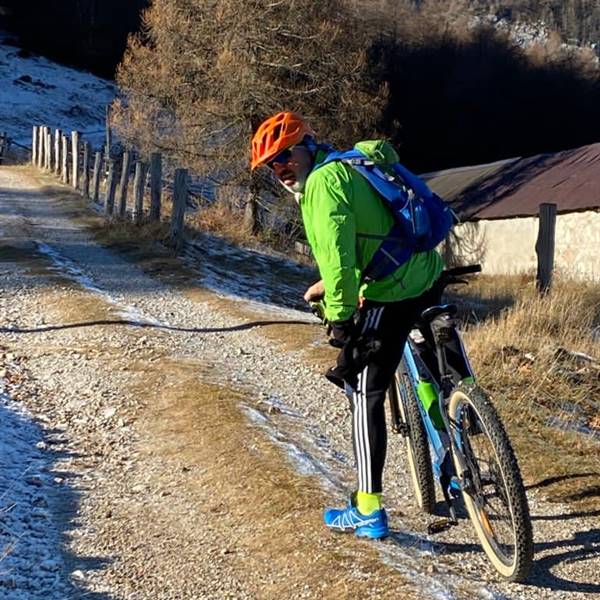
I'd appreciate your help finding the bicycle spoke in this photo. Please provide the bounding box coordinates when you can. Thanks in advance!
[460,405,516,562]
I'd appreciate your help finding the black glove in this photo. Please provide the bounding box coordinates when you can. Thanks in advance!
[328,319,355,348]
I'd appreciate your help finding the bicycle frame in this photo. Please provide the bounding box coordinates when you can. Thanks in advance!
[400,339,449,481]
[397,324,474,521]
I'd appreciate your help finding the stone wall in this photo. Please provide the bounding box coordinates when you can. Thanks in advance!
[447,210,600,281]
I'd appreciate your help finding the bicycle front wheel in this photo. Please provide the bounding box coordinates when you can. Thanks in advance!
[391,370,435,514]
[448,382,533,582]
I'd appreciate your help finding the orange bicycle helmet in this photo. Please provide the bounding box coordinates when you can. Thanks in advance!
[251,112,315,170]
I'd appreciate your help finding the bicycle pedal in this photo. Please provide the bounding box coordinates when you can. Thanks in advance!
[427,518,458,535]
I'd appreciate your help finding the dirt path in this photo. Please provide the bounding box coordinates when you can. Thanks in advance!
[0,165,599,599]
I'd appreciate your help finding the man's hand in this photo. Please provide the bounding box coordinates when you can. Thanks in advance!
[304,279,325,303]
[328,319,355,348]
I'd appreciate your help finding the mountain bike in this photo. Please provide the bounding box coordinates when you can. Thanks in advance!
[387,264,533,582]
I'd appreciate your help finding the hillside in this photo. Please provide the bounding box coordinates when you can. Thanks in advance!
[0,33,115,147]
[0,0,147,76]
[471,0,600,47]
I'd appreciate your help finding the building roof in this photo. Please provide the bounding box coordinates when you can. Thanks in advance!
[422,142,600,220]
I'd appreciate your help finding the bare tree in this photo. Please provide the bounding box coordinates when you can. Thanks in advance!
[113,0,385,184]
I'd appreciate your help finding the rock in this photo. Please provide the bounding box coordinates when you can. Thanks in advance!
[103,406,117,419]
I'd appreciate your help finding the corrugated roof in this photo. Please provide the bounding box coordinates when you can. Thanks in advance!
[422,142,600,220]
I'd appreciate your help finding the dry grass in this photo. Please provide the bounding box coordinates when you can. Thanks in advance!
[187,194,313,265]
[187,201,253,248]
[89,217,174,249]
[456,274,600,502]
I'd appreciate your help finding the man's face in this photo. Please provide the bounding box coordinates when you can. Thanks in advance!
[271,145,312,193]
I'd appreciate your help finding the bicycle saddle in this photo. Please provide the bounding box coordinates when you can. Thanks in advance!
[420,303,458,323]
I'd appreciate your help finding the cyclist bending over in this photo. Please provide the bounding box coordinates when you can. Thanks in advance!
[251,112,469,539]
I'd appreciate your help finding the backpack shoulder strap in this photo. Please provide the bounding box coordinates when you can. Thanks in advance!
[314,149,372,170]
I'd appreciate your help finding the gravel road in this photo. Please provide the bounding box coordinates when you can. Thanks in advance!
[0,165,598,599]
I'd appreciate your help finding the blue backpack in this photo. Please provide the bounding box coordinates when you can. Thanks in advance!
[314,140,455,282]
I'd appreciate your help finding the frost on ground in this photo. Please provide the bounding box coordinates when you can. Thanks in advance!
[0,32,115,148]
[0,379,72,599]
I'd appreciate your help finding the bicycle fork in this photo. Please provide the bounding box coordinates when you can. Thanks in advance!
[429,315,476,520]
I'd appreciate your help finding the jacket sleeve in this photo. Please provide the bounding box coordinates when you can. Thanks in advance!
[303,168,360,322]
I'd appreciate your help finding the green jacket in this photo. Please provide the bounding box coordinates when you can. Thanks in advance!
[300,149,444,322]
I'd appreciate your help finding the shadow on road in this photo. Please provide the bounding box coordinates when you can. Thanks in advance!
[0,318,316,336]
[0,403,114,599]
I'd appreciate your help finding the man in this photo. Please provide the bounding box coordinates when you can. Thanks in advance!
[251,111,445,539]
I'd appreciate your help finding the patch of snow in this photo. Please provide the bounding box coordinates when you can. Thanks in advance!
[0,388,72,598]
[243,405,343,486]
[183,235,315,314]
[0,32,116,149]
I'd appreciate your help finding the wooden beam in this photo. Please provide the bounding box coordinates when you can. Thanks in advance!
[81,142,91,198]
[105,159,118,215]
[54,129,61,174]
[535,203,557,294]
[91,151,102,204]
[170,168,188,247]
[149,152,162,221]
[117,151,131,217]
[61,135,69,183]
[132,161,148,223]
[32,126,37,166]
[71,131,79,189]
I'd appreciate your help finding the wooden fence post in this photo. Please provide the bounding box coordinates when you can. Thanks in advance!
[61,135,69,183]
[37,125,45,168]
[42,126,49,169]
[117,151,131,217]
[0,133,6,165]
[71,131,79,189]
[32,126,37,166]
[91,151,102,204]
[35,125,44,169]
[149,152,162,221]
[81,142,90,198]
[105,159,118,215]
[41,128,46,169]
[170,168,188,247]
[45,129,52,170]
[104,104,111,176]
[54,129,61,175]
[536,202,557,294]
[132,161,148,223]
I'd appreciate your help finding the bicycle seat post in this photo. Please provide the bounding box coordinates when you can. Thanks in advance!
[429,314,456,399]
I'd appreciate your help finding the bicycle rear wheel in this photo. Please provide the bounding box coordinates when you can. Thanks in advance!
[448,382,533,582]
[390,369,435,514]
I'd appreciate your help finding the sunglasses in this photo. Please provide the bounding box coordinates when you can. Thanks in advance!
[266,147,294,169]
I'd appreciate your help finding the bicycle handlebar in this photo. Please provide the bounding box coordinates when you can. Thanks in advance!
[443,264,482,277]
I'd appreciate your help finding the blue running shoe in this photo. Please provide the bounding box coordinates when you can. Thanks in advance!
[323,501,389,539]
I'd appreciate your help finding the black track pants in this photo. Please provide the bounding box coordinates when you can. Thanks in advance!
[345,280,473,494]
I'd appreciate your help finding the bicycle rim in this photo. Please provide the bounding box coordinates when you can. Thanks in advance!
[393,371,435,514]
[448,385,533,581]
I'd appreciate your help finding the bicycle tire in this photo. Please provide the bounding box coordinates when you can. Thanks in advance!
[391,369,436,514]
[448,382,533,582]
